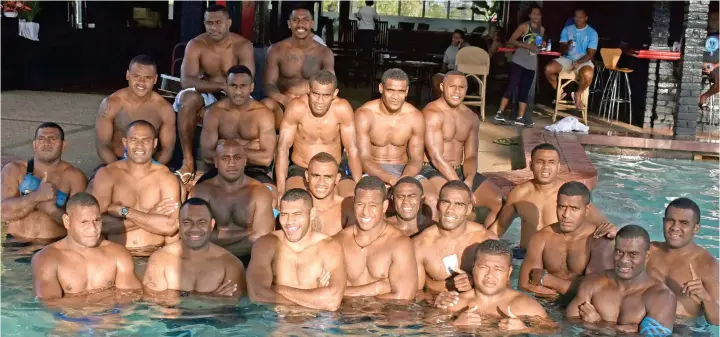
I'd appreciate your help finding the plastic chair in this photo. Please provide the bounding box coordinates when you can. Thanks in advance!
[159,42,187,100]
[553,70,589,125]
[455,46,490,120]
[599,48,633,125]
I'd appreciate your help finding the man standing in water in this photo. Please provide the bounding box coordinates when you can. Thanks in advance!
[198,65,277,189]
[96,55,176,166]
[413,181,497,293]
[305,152,346,236]
[489,143,615,257]
[356,68,425,187]
[334,176,418,300]
[247,189,346,311]
[32,193,142,301]
[174,4,255,184]
[421,71,503,224]
[2,123,87,243]
[143,198,246,298]
[190,140,276,259]
[434,240,552,332]
[386,177,434,237]
[275,70,360,199]
[262,8,335,129]
[647,198,719,325]
[519,182,614,299]
[90,120,181,257]
[567,225,677,336]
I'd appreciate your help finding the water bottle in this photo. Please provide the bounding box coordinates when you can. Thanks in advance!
[547,39,552,52]
[535,35,543,47]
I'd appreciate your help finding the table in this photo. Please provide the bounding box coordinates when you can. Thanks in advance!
[627,49,681,61]
[498,47,561,57]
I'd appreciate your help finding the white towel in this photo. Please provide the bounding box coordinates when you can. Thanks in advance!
[544,116,589,133]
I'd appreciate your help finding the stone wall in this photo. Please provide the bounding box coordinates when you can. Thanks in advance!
[644,2,678,131]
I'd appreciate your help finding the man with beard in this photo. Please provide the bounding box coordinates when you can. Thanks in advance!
[31,193,142,302]
[190,139,275,260]
[305,152,345,236]
[386,177,434,237]
[356,68,425,187]
[2,122,87,243]
[421,71,503,224]
[647,198,719,325]
[262,8,335,129]
[334,176,417,300]
[143,198,245,298]
[95,55,176,166]
[519,182,614,299]
[174,4,255,184]
[434,240,552,332]
[275,70,360,199]
[90,120,181,257]
[198,65,277,194]
[246,189,346,311]
[413,180,497,293]
[567,225,677,336]
[489,143,615,258]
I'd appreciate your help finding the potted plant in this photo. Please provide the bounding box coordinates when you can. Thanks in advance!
[2,1,30,18]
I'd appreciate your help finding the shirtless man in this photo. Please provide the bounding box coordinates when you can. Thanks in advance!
[567,225,677,336]
[519,182,614,299]
[489,143,615,257]
[334,176,417,300]
[421,71,503,224]
[2,122,87,243]
[434,240,553,332]
[143,198,245,299]
[305,152,345,236]
[356,68,425,187]
[414,180,497,293]
[261,8,335,129]
[386,177,434,237]
[198,65,277,189]
[31,193,142,302]
[246,189,346,311]
[647,198,719,325]
[96,55,176,166]
[275,70,360,199]
[89,120,181,256]
[190,139,275,259]
[174,4,255,184]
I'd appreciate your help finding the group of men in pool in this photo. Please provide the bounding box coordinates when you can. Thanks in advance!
[1,4,717,336]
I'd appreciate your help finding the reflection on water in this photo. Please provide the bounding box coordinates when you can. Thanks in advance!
[2,153,719,336]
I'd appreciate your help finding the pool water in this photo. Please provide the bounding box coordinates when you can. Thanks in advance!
[1,152,718,336]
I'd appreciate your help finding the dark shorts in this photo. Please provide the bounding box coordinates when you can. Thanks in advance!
[418,164,487,191]
[196,165,276,186]
[287,158,352,180]
[512,246,527,260]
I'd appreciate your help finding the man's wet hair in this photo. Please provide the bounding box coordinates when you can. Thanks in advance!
[309,151,339,167]
[227,65,253,81]
[310,70,338,89]
[439,180,472,201]
[35,122,65,142]
[574,8,587,16]
[206,4,229,17]
[129,54,157,71]
[453,29,466,38]
[530,143,559,159]
[180,197,213,217]
[355,176,388,201]
[126,120,158,139]
[665,197,701,224]
[66,192,99,214]
[445,70,465,78]
[394,177,423,195]
[365,1,374,6]
[291,6,314,18]
[558,181,591,205]
[616,224,650,250]
[282,188,314,208]
[474,239,512,263]
[381,68,409,86]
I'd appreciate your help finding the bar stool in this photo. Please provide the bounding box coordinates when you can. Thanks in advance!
[589,59,607,111]
[599,48,633,125]
[699,73,719,133]
[553,70,589,125]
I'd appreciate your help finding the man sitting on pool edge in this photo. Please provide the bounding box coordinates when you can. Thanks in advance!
[32,193,142,305]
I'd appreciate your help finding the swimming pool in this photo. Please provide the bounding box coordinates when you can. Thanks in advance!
[1,152,718,336]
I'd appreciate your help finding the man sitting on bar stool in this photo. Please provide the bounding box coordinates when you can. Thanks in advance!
[544,8,598,111]
[700,11,719,111]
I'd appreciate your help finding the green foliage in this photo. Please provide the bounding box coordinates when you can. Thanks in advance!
[470,0,500,21]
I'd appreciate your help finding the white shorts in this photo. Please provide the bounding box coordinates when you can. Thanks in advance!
[554,57,594,73]
[172,88,220,112]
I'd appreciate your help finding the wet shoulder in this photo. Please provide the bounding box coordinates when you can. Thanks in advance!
[101,239,137,258]
[230,33,252,47]
[468,221,497,240]
[60,161,87,181]
[691,246,719,273]
[506,180,534,201]
[356,99,381,114]
[385,225,413,247]
[2,160,26,179]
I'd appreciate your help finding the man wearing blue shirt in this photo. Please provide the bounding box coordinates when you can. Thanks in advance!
[545,9,598,110]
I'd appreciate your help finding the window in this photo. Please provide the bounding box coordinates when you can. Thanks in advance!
[375,1,399,16]
[425,0,448,19]
[448,1,472,20]
[327,0,495,21]
[399,0,423,17]
[321,0,338,14]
